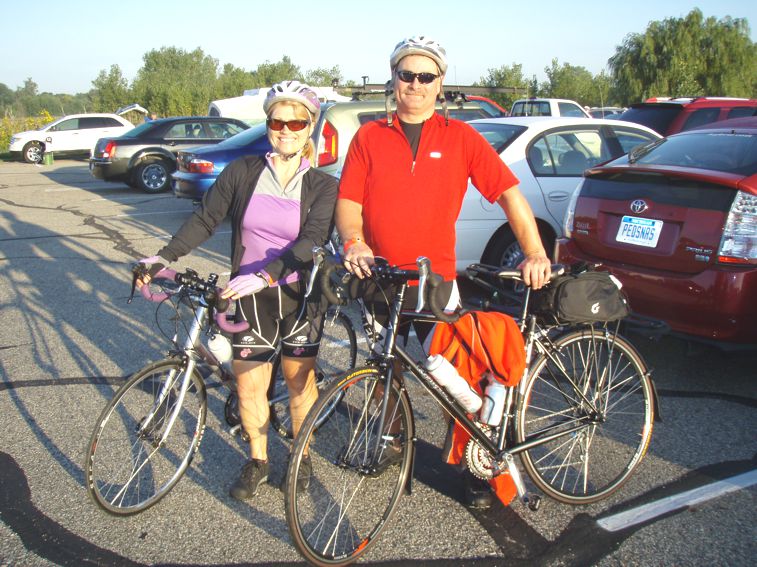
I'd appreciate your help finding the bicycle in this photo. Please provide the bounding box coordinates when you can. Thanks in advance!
[84,264,359,515]
[283,254,656,566]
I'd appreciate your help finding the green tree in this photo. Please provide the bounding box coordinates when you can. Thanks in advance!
[132,47,219,116]
[474,63,530,109]
[90,64,131,113]
[542,59,594,106]
[609,9,756,104]
[249,56,302,87]
[215,63,255,99]
[304,66,343,87]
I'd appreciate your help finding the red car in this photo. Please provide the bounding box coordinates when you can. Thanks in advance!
[556,117,757,348]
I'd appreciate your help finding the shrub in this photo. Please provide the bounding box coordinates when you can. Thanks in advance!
[0,110,55,155]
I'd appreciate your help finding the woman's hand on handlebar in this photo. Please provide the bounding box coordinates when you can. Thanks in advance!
[343,240,375,279]
[518,253,552,290]
[220,273,268,301]
[135,255,166,288]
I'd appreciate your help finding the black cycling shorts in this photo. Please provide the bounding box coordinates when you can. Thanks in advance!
[231,281,325,362]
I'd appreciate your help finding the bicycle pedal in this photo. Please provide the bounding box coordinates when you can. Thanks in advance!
[524,494,541,512]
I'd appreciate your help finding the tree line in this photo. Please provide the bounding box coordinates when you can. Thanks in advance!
[2,9,754,120]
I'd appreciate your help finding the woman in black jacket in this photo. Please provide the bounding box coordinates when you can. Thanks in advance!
[139,81,337,501]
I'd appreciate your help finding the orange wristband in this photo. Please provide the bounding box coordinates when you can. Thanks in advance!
[343,237,364,253]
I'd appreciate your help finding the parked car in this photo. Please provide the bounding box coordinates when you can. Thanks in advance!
[9,113,134,164]
[172,98,494,200]
[556,117,757,347]
[89,116,249,193]
[510,98,592,119]
[617,97,757,136]
[454,117,660,271]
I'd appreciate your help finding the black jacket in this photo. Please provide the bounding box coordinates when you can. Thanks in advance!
[158,155,338,281]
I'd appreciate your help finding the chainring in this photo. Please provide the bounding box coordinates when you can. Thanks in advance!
[465,423,497,480]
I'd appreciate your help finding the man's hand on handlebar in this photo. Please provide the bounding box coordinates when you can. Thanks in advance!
[517,253,552,290]
[134,255,166,289]
[343,240,375,279]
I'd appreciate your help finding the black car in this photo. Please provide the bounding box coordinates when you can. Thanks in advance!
[89,116,249,193]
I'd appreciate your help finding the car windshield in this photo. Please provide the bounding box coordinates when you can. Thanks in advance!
[620,105,681,135]
[623,131,757,176]
[214,122,268,148]
[469,122,528,153]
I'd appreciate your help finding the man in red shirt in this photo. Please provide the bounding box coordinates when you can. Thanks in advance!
[336,35,551,508]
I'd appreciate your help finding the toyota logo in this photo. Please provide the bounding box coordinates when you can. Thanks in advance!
[630,199,648,214]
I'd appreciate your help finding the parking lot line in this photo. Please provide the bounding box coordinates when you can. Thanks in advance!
[597,469,757,532]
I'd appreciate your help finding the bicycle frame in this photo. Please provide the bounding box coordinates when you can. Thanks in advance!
[366,278,621,501]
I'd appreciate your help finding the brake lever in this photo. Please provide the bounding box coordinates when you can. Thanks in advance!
[128,263,145,304]
[416,256,430,312]
[305,246,327,299]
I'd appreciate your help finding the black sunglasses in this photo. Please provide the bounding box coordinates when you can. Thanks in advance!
[396,70,439,85]
[266,118,311,132]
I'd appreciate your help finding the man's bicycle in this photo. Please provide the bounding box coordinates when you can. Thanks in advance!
[283,254,657,566]
[84,265,358,515]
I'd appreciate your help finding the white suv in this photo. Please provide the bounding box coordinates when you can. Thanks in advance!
[510,98,591,119]
[9,113,135,163]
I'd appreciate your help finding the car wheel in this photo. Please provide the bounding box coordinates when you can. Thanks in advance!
[135,159,172,193]
[482,225,554,269]
[22,142,43,164]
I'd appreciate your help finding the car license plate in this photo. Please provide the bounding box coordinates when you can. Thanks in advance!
[616,215,663,248]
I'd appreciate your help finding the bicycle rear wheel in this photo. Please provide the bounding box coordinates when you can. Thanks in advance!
[84,359,206,515]
[517,328,653,504]
[285,368,413,566]
[270,308,358,439]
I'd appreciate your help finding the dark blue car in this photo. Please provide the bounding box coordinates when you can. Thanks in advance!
[172,122,270,200]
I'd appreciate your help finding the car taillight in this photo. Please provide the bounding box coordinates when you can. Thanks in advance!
[187,158,214,174]
[102,141,116,159]
[717,190,756,264]
[317,120,338,167]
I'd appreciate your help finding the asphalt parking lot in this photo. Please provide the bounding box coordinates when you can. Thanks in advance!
[0,159,755,566]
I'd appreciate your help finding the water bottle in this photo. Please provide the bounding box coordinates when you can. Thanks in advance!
[479,372,507,426]
[425,354,482,414]
[207,333,233,370]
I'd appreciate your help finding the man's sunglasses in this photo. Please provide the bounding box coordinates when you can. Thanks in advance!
[266,118,311,132]
[396,70,439,85]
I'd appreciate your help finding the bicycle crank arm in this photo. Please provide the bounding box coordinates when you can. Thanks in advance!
[503,453,541,512]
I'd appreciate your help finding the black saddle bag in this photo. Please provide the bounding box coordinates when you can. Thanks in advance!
[532,269,630,325]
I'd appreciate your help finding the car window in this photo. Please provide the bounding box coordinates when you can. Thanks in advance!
[512,101,551,117]
[101,117,126,127]
[541,130,602,175]
[727,106,757,119]
[558,102,587,117]
[79,117,108,129]
[613,128,660,154]
[213,122,270,149]
[468,122,527,153]
[680,108,721,132]
[51,118,79,132]
[167,122,204,139]
[208,122,246,139]
[620,106,681,135]
[120,122,155,138]
[528,139,553,174]
[631,131,757,175]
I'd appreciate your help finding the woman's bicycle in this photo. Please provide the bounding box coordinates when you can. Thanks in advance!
[283,253,657,566]
[84,264,359,515]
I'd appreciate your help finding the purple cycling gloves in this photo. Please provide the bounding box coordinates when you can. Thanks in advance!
[222,273,270,300]
[138,255,168,278]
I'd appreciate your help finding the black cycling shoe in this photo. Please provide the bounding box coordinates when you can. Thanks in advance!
[280,454,312,492]
[463,470,493,509]
[229,459,269,500]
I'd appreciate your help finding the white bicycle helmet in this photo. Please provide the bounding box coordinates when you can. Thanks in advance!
[263,80,321,121]
[389,36,448,75]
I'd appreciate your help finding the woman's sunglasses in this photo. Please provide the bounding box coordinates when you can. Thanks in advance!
[396,70,439,85]
[266,118,311,132]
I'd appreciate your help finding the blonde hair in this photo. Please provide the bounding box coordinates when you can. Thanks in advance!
[267,101,317,162]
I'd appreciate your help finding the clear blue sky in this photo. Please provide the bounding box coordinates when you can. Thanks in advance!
[2,0,755,95]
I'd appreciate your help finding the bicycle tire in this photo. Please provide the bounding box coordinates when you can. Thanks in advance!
[269,309,358,439]
[516,328,653,504]
[285,367,413,566]
[84,359,206,515]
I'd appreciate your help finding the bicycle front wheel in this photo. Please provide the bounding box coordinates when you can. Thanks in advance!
[517,328,654,504]
[285,367,413,566]
[84,359,207,515]
[270,308,358,439]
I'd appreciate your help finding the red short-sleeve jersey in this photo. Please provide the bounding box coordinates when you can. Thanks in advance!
[338,112,519,280]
